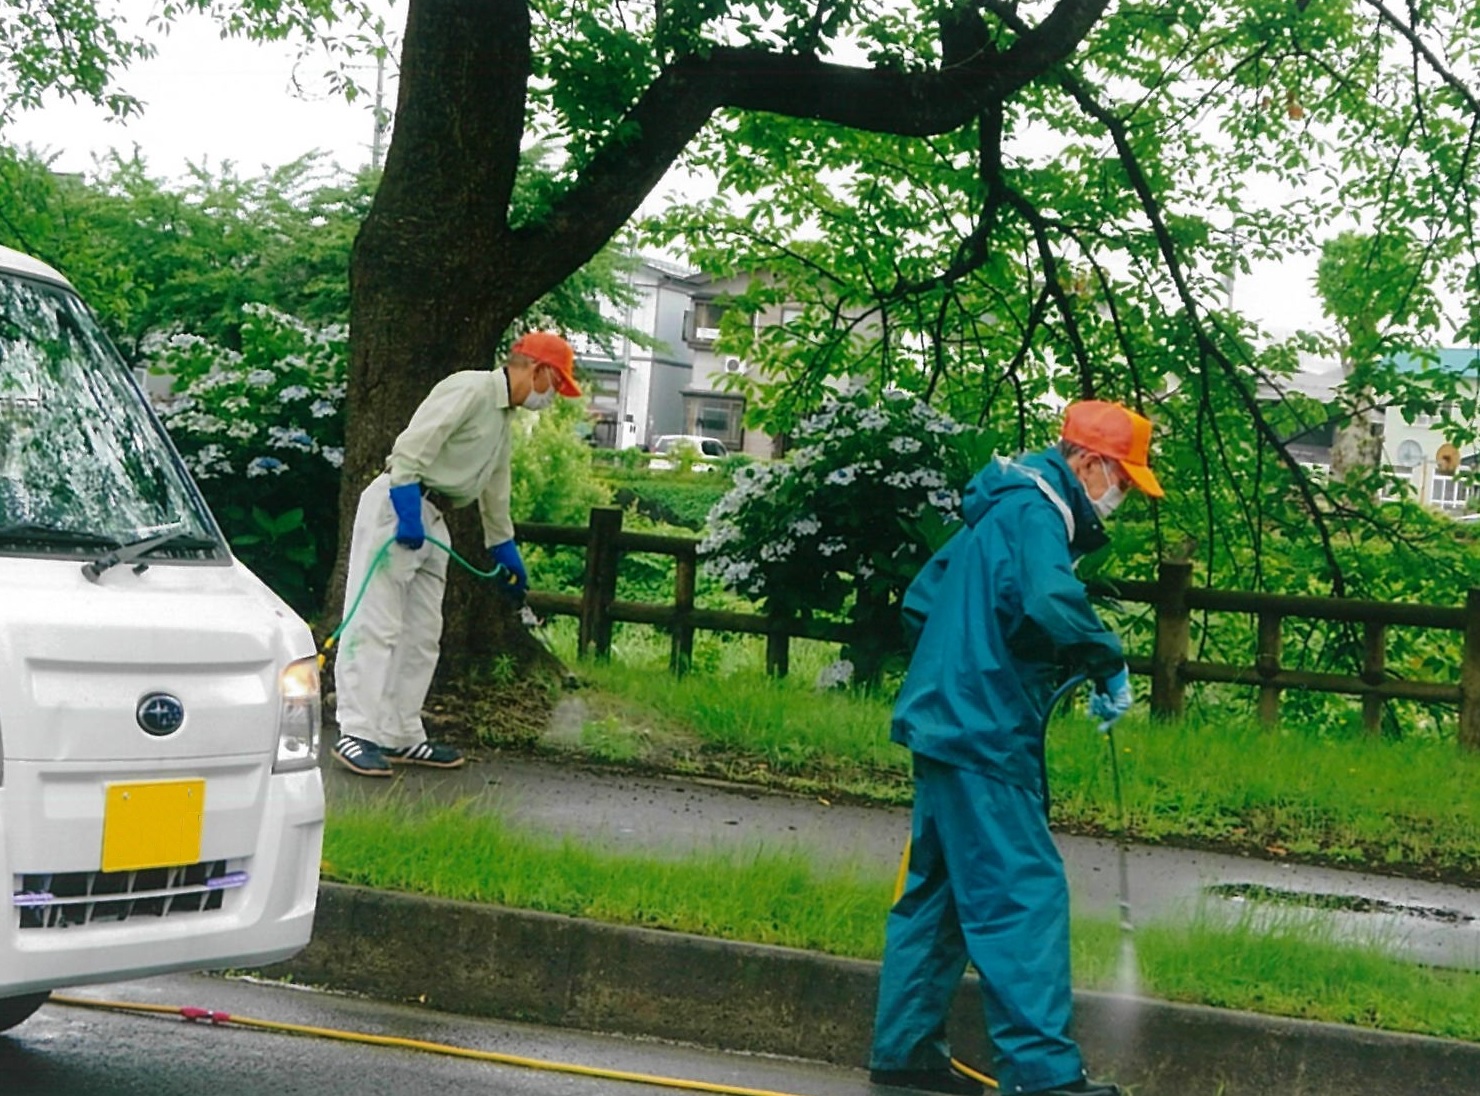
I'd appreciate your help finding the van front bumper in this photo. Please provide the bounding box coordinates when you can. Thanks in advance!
[1,762,323,998]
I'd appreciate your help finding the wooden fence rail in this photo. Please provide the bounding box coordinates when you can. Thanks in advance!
[517,507,1480,750]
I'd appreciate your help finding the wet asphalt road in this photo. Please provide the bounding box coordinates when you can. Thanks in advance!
[324,750,1480,971]
[2,972,867,1096]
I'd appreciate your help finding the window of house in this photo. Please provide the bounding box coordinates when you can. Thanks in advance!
[585,370,621,411]
[1395,440,1424,468]
[687,299,728,346]
[685,395,744,449]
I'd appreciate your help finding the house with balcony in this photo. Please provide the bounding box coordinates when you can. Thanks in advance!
[1380,347,1480,514]
[571,258,792,457]
[1258,347,1480,516]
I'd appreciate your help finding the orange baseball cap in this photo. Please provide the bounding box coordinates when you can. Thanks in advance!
[1061,400,1164,498]
[511,332,581,397]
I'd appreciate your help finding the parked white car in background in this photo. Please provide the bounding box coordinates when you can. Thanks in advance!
[649,434,728,471]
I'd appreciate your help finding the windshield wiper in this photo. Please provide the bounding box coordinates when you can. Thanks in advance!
[0,523,117,549]
[82,526,218,581]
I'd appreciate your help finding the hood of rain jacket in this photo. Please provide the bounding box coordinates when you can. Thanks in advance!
[890,447,1125,791]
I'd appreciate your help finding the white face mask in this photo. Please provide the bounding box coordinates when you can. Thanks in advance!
[522,365,557,411]
[1090,459,1126,519]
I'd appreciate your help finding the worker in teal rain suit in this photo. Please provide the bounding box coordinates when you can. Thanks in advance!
[869,401,1164,1096]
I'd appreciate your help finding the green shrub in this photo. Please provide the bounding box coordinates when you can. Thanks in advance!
[510,394,611,524]
[599,468,732,529]
[152,305,345,615]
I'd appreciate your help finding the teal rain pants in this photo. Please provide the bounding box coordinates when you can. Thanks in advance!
[870,755,1084,1095]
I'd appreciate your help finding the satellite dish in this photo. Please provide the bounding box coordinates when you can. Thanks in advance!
[1437,443,1460,473]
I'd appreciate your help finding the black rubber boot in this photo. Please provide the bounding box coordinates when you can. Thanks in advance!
[1022,1079,1122,1096]
[868,1064,985,1096]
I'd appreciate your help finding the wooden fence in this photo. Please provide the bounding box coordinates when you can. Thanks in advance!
[517,507,1480,750]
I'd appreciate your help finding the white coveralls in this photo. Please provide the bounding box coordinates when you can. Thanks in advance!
[334,369,518,750]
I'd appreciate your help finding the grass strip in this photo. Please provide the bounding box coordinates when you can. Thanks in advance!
[559,645,1480,879]
[323,801,1480,1045]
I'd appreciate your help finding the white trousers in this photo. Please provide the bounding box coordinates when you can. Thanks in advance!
[333,473,450,749]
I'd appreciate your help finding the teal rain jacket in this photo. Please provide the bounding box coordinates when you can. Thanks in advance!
[890,447,1125,793]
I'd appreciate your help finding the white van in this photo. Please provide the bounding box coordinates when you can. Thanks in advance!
[0,246,324,1031]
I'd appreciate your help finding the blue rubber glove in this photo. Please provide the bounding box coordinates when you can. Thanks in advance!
[488,538,528,597]
[1089,666,1134,729]
[387,482,425,549]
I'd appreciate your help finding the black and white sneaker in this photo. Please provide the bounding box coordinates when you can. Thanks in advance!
[382,741,465,769]
[332,735,392,777]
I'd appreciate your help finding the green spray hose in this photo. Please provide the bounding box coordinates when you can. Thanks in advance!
[317,535,518,669]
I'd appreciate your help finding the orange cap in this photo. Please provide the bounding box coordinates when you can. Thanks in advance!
[511,332,581,397]
[1061,400,1164,498]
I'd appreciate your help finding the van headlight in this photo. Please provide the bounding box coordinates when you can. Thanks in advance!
[274,657,321,773]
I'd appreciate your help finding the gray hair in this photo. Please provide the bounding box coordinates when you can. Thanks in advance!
[1058,439,1092,460]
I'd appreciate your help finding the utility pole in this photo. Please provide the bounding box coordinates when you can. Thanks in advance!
[371,52,388,171]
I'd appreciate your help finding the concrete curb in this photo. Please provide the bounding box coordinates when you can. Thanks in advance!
[264,884,1480,1096]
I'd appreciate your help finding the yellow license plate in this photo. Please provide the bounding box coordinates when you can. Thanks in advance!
[101,780,205,872]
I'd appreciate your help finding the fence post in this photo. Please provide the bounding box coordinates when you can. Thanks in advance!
[1361,622,1386,735]
[579,506,623,661]
[765,614,790,679]
[1150,559,1192,719]
[671,544,696,676]
[1461,588,1480,750]
[1256,612,1282,727]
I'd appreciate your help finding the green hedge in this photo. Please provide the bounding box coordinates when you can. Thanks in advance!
[599,469,731,530]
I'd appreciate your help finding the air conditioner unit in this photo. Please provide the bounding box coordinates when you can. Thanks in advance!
[723,357,744,375]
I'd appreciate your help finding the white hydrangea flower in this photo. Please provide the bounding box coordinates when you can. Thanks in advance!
[789,516,821,537]
[246,369,275,387]
[815,659,855,691]
[826,466,859,486]
[928,488,960,513]
[310,399,336,418]
[279,385,311,403]
[889,435,923,454]
[759,539,795,562]
[268,425,316,452]
[321,447,345,468]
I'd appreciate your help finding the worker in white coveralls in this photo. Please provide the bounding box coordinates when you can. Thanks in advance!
[331,332,581,777]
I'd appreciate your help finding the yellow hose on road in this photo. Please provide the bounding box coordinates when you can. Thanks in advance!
[49,993,827,1096]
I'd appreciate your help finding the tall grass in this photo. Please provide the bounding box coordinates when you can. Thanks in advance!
[1050,713,1480,874]
[324,801,1480,1044]
[536,618,1480,877]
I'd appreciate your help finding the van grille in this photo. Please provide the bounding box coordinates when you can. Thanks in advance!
[12,860,248,929]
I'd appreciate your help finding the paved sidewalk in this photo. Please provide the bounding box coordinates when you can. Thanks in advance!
[324,750,1480,971]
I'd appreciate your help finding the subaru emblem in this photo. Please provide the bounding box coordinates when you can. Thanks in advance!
[136,693,186,736]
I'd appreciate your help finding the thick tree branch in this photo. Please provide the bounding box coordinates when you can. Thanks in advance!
[524,0,1109,284]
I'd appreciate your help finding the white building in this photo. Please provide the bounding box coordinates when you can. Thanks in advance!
[1380,348,1480,514]
[573,257,785,458]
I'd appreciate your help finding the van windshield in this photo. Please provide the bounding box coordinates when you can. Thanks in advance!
[0,273,221,561]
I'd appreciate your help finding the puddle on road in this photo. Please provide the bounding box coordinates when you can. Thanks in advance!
[1204,882,1476,925]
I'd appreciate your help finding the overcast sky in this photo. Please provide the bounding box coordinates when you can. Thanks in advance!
[5,2,1335,345]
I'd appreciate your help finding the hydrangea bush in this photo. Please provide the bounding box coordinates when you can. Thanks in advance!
[151,304,346,614]
[700,388,990,680]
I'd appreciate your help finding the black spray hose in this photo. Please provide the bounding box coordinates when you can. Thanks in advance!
[1038,672,1091,819]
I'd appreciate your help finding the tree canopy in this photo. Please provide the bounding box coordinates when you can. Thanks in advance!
[9,0,1480,625]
